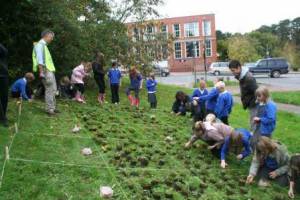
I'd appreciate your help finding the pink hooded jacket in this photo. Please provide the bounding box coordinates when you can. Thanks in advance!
[71,64,88,84]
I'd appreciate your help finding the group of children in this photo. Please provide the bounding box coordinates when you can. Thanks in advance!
[10,52,158,109]
[172,78,234,125]
[175,79,299,198]
[9,58,300,198]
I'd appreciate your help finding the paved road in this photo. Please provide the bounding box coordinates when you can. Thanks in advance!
[157,73,300,91]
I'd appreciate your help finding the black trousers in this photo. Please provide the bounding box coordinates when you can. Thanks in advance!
[110,84,119,103]
[148,93,157,108]
[74,83,85,94]
[0,77,8,122]
[94,76,105,94]
[220,116,229,125]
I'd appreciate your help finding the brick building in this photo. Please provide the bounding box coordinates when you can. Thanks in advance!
[127,14,217,72]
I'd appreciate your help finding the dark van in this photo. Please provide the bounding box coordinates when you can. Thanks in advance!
[248,58,289,78]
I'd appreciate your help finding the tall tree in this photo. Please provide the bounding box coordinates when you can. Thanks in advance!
[228,36,260,64]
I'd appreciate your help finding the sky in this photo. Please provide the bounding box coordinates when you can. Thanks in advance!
[157,0,300,33]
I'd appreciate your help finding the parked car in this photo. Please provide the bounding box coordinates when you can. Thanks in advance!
[152,61,170,77]
[209,62,230,76]
[248,58,289,78]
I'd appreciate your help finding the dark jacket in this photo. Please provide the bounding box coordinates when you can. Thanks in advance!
[0,44,8,77]
[239,71,258,109]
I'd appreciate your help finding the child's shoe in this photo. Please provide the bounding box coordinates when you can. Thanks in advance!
[98,94,103,104]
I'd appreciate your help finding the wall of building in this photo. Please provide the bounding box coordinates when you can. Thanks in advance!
[127,14,217,72]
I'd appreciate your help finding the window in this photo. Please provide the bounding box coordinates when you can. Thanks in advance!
[133,27,139,41]
[205,39,212,57]
[161,25,167,33]
[160,24,168,38]
[174,42,182,59]
[173,24,180,38]
[202,20,211,36]
[186,41,200,58]
[258,60,267,67]
[184,22,199,37]
[146,25,154,34]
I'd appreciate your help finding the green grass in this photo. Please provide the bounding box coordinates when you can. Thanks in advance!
[0,81,299,200]
[272,91,300,106]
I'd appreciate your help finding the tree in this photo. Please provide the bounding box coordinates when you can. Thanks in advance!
[247,31,281,58]
[216,30,232,60]
[0,0,165,80]
[281,42,300,71]
[228,36,260,64]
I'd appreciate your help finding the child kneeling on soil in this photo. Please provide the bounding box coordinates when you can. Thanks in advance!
[288,154,300,199]
[214,81,234,125]
[184,118,234,158]
[59,76,75,99]
[246,136,289,187]
[146,73,157,109]
[191,80,208,121]
[11,72,35,101]
[172,91,191,116]
[126,67,143,107]
[252,86,277,146]
[220,128,252,168]
[71,62,92,103]
[108,62,122,104]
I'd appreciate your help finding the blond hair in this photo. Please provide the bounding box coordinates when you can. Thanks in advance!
[256,86,270,100]
[25,72,35,81]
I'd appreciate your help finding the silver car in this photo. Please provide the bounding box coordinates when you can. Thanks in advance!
[209,62,230,76]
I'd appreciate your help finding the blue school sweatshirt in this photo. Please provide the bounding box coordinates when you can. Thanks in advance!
[11,78,29,100]
[199,87,219,111]
[108,68,121,84]
[130,74,142,89]
[257,101,277,137]
[192,88,208,107]
[214,91,234,118]
[220,128,252,161]
[146,79,157,93]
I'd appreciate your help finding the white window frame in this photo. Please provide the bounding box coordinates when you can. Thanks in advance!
[174,42,182,59]
[185,41,200,58]
[173,24,180,38]
[205,39,212,57]
[202,20,212,36]
[184,22,199,37]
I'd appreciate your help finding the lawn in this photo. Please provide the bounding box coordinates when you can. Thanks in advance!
[0,81,299,200]
[272,91,300,106]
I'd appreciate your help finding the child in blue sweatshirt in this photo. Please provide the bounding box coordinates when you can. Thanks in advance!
[108,62,122,104]
[215,81,234,125]
[220,128,252,168]
[191,80,208,121]
[146,73,157,109]
[198,79,220,115]
[252,86,277,147]
[11,72,35,101]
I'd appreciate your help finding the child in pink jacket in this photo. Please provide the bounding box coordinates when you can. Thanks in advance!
[71,62,92,103]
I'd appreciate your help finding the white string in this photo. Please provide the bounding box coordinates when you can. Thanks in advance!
[0,100,22,189]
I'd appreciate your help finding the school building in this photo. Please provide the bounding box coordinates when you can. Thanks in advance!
[127,14,217,72]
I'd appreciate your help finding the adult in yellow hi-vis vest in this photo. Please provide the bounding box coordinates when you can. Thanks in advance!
[32,30,58,115]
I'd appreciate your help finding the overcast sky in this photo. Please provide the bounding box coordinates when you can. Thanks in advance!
[157,0,299,33]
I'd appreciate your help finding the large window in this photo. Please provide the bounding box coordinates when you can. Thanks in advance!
[202,20,211,36]
[174,42,182,59]
[173,24,180,38]
[186,41,200,58]
[160,24,168,38]
[184,22,199,37]
[205,39,212,57]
